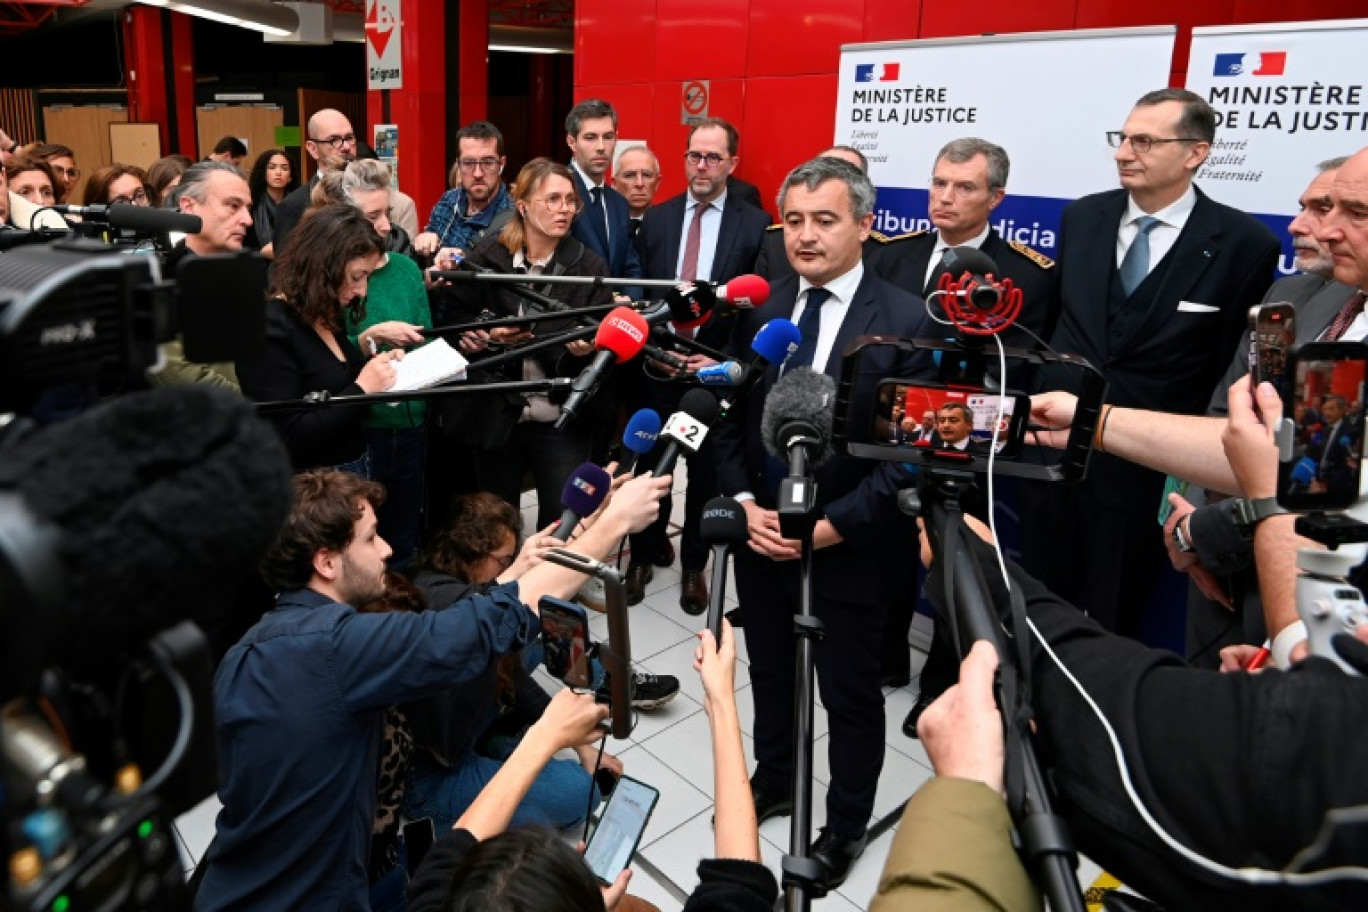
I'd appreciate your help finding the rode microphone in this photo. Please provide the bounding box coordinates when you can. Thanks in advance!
[551,462,613,542]
[720,318,803,417]
[930,246,1023,337]
[617,409,662,475]
[695,361,746,387]
[698,497,748,640]
[555,307,650,429]
[55,203,203,235]
[652,388,721,478]
[760,368,836,537]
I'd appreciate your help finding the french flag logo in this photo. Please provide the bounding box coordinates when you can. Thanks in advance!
[856,63,900,83]
[1214,52,1287,77]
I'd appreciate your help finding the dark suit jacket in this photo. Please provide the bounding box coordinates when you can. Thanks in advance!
[270,174,320,259]
[1047,186,1279,512]
[569,168,643,286]
[712,270,934,608]
[728,176,765,213]
[879,228,1060,348]
[1049,186,1280,416]
[1207,273,1360,417]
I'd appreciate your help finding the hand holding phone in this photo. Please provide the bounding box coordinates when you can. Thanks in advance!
[583,775,660,886]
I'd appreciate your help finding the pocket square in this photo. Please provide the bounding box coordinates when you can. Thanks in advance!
[1177,301,1219,313]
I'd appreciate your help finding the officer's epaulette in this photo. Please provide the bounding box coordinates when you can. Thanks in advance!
[765,223,783,232]
[875,229,928,245]
[1007,240,1054,269]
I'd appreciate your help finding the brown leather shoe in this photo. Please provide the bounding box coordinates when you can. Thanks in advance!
[624,563,653,606]
[680,569,708,616]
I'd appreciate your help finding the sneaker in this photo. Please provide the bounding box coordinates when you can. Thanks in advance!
[577,575,607,613]
[596,671,680,711]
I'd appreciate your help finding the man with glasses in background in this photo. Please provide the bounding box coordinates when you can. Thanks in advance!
[1023,88,1279,641]
[271,108,358,257]
[624,117,769,610]
[415,120,516,263]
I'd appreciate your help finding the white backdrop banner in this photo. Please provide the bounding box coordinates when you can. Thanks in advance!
[1186,19,1368,274]
[834,28,1176,258]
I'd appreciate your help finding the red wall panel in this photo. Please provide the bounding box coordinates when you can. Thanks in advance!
[743,74,841,214]
[746,0,863,78]
[1074,0,1236,78]
[575,82,657,148]
[920,0,1076,39]
[1231,2,1367,22]
[649,79,748,201]
[654,0,749,81]
[862,0,922,43]
[576,1,656,87]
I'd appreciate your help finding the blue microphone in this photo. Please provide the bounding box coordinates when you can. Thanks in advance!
[618,408,662,475]
[720,318,803,417]
[695,361,747,387]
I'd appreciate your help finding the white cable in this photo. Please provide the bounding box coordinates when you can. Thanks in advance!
[977,366,1368,884]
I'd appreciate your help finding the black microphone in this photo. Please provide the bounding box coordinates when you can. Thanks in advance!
[55,203,203,235]
[0,386,293,692]
[698,497,748,640]
[651,388,721,478]
[550,462,613,542]
[929,245,1002,310]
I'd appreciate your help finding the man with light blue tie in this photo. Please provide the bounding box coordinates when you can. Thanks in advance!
[1025,88,1279,638]
[565,98,643,294]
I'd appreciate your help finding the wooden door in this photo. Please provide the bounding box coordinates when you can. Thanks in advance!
[196,105,285,171]
[41,104,129,204]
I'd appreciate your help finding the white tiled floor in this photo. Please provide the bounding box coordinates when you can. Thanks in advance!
[173,476,1107,907]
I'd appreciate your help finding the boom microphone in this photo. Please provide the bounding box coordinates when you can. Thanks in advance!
[555,307,650,429]
[0,386,293,692]
[698,497,748,638]
[618,408,662,475]
[55,203,203,235]
[551,462,613,542]
[652,388,721,478]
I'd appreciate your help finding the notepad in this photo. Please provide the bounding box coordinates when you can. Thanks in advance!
[391,338,469,391]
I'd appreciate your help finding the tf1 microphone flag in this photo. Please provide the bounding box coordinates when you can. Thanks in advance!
[552,462,614,542]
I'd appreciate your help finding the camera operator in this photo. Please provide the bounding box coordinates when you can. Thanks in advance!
[195,467,670,911]
[870,642,1040,911]
[920,375,1368,910]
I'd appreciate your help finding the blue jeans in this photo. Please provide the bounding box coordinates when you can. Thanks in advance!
[367,425,427,572]
[403,741,601,833]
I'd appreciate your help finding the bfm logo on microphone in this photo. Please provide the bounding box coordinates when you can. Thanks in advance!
[608,315,645,344]
[572,477,599,497]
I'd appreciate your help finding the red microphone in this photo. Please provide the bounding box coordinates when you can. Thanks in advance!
[667,274,772,333]
[931,246,1023,337]
[555,307,650,428]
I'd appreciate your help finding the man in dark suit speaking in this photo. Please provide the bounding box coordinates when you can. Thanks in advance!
[624,117,770,611]
[1025,88,1280,638]
[713,157,934,888]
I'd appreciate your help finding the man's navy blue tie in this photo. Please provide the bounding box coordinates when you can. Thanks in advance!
[786,287,832,372]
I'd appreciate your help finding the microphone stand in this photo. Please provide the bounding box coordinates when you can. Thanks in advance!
[542,549,636,740]
[908,470,1085,912]
[428,299,649,335]
[252,377,570,414]
[775,435,827,911]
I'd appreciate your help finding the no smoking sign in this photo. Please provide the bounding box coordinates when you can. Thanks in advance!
[680,80,709,124]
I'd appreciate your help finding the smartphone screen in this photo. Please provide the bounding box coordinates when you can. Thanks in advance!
[540,596,592,688]
[583,775,660,886]
[1280,342,1366,511]
[872,380,1029,459]
[1248,303,1296,397]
